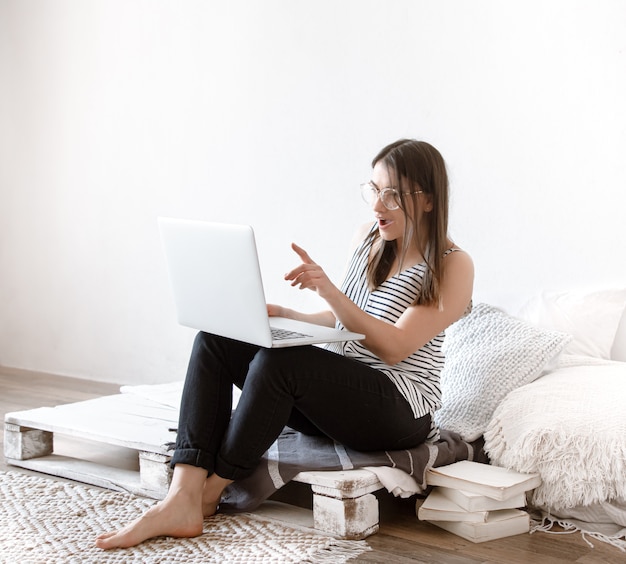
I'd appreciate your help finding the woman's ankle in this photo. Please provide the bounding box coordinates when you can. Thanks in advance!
[201,473,234,514]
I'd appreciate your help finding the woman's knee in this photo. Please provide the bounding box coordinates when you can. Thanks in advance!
[193,332,256,360]
[246,348,301,390]
[191,331,217,354]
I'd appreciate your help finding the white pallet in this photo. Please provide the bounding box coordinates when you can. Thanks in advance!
[4,393,382,539]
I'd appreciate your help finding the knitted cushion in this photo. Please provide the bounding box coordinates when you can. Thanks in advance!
[435,303,571,441]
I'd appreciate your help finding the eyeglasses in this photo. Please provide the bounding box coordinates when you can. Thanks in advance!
[360,182,423,211]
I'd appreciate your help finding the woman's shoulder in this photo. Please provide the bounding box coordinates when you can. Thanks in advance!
[444,246,468,255]
[443,243,473,264]
[443,240,472,261]
[441,244,474,303]
[442,244,474,276]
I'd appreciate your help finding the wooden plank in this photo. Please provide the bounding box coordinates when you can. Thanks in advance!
[294,469,382,540]
[30,393,179,423]
[5,395,177,454]
[295,469,383,498]
[4,423,53,460]
[139,451,172,492]
[313,492,379,540]
[6,454,166,499]
[4,432,167,498]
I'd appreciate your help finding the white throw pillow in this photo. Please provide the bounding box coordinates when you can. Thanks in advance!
[435,303,571,441]
[612,308,626,362]
[517,288,626,360]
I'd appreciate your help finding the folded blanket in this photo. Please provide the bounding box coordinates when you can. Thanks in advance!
[221,428,487,511]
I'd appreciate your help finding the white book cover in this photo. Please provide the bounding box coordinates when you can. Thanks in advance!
[417,489,490,522]
[437,486,527,512]
[428,509,530,543]
[425,461,541,501]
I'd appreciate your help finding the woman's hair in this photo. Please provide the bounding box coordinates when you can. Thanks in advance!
[366,139,449,307]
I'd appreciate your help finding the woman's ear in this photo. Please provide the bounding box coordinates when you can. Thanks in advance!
[422,193,434,213]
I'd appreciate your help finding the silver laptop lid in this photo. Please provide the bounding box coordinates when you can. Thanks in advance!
[158,217,274,347]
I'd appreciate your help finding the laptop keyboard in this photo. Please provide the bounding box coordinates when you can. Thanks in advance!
[270,327,313,340]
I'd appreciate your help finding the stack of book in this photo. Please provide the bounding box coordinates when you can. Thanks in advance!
[418,460,542,543]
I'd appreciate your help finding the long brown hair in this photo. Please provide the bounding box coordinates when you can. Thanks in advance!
[366,139,449,307]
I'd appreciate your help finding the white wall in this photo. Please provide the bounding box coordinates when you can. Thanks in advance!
[1,0,625,385]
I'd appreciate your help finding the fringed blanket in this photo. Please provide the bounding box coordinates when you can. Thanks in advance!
[221,428,487,511]
[484,359,626,510]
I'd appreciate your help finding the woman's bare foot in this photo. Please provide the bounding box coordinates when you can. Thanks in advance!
[95,463,209,550]
[95,494,204,549]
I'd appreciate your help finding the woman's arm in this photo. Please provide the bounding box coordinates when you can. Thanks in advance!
[266,304,336,328]
[286,244,474,366]
[266,223,373,329]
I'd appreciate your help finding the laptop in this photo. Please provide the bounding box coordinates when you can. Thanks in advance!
[158,217,365,348]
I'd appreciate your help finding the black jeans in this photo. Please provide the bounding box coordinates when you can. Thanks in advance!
[170,332,432,480]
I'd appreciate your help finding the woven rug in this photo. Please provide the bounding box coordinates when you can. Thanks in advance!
[0,471,370,563]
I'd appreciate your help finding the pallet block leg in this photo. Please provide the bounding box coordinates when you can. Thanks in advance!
[4,423,53,460]
[311,486,379,540]
[139,451,172,496]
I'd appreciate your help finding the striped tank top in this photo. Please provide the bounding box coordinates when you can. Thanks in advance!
[326,226,460,442]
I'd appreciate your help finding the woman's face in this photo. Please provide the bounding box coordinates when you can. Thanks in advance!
[369,161,415,246]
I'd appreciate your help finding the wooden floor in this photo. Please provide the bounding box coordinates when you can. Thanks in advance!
[1,367,623,563]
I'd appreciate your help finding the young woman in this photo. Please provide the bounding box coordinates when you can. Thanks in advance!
[95,138,474,549]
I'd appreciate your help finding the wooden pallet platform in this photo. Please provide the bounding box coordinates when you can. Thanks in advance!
[4,392,383,539]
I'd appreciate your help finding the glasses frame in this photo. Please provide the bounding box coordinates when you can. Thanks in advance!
[360,182,423,211]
